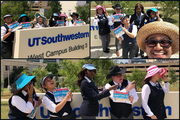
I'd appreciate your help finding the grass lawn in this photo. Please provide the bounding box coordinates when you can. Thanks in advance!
[1,101,9,119]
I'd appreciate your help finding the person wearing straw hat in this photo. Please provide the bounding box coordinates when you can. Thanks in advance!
[105,65,138,119]
[142,65,169,119]
[136,21,179,58]
[41,75,76,119]
[114,15,138,58]
[77,63,117,119]
[109,3,126,56]
[146,8,162,23]
[69,12,86,26]
[8,74,42,119]
[34,12,48,28]
[1,14,14,58]
[59,14,69,26]
[93,5,111,53]
[49,13,59,27]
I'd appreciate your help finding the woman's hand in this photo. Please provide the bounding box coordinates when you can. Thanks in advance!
[38,97,42,106]
[151,115,157,119]
[129,94,134,103]
[156,11,160,18]
[161,75,168,82]
[65,90,73,100]
[27,83,34,97]
[112,17,114,22]
[108,85,118,91]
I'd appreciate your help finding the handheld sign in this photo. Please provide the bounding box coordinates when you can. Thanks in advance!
[113,24,125,37]
[76,20,83,26]
[112,90,131,104]
[27,101,39,119]
[53,88,71,103]
[21,22,31,29]
[8,21,21,32]
[113,14,124,21]
[57,20,64,26]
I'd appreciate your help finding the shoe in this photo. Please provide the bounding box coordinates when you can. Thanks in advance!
[107,48,110,51]
[116,51,119,56]
[103,50,110,53]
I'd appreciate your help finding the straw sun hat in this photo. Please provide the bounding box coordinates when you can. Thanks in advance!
[136,21,179,54]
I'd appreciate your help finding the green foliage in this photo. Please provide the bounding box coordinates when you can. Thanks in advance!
[4,67,25,88]
[168,68,178,84]
[59,59,115,92]
[31,67,49,89]
[45,62,60,78]
[127,68,146,91]
[76,3,90,24]
[94,1,104,5]
[152,1,160,6]
[110,1,139,15]
[160,1,179,19]
[46,1,62,18]
[1,1,34,25]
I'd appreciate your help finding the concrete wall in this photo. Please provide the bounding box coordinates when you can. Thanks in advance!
[35,92,179,119]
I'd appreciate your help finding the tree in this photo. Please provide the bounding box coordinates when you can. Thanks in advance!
[1,1,34,25]
[168,68,178,85]
[94,1,104,5]
[31,67,49,90]
[45,62,60,81]
[47,1,62,18]
[76,3,90,24]
[160,1,179,20]
[59,59,115,92]
[4,67,25,88]
[127,68,146,91]
[153,1,160,6]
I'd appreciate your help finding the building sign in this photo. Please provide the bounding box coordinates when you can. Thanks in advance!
[13,25,89,58]
[35,92,179,119]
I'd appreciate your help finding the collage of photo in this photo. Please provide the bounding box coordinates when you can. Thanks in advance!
[1,1,179,119]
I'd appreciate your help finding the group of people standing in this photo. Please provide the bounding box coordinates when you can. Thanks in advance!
[1,12,86,58]
[8,63,170,119]
[94,3,163,58]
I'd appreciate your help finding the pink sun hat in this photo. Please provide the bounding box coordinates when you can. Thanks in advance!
[144,65,167,80]
[96,5,106,13]
[59,14,68,18]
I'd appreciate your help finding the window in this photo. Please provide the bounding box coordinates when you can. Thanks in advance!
[5,65,9,71]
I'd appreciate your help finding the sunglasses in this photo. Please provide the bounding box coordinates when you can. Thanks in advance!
[145,39,172,48]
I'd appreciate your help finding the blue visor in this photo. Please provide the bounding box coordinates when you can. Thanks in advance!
[16,74,35,90]
[82,64,96,70]
[53,13,58,17]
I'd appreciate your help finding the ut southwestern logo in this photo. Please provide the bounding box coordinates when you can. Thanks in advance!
[28,32,89,47]
[39,104,172,118]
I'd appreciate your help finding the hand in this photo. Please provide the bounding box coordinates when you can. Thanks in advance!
[82,21,84,25]
[151,115,157,119]
[129,94,134,103]
[65,90,73,100]
[125,80,135,92]
[105,12,108,16]
[27,83,34,97]
[161,75,168,82]
[156,11,160,18]
[108,85,118,91]
[73,21,76,26]
[112,17,114,22]
[8,28,12,33]
[38,97,42,106]
[122,27,126,32]
[44,20,47,24]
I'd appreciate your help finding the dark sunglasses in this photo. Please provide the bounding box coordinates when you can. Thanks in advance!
[145,39,172,48]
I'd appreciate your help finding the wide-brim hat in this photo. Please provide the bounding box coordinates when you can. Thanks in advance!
[96,5,106,13]
[112,3,123,9]
[18,14,30,22]
[144,65,167,80]
[82,64,96,70]
[41,75,53,87]
[136,21,179,54]
[71,12,79,18]
[16,74,35,90]
[3,14,13,19]
[59,14,68,18]
[35,12,46,22]
[147,8,158,17]
[106,65,126,79]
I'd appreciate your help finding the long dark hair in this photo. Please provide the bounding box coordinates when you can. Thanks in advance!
[144,77,152,85]
[10,74,36,95]
[77,68,87,87]
[134,3,145,14]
